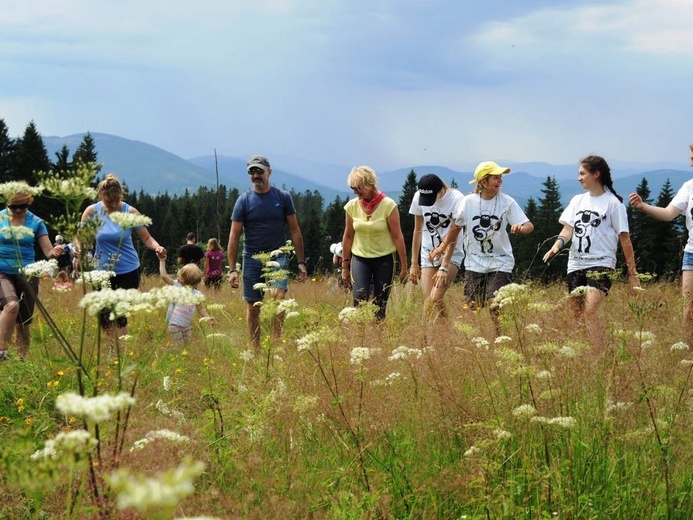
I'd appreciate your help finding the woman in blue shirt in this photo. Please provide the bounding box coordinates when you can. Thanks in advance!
[80,174,165,342]
[0,187,64,360]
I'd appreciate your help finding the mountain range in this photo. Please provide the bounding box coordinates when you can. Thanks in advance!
[43,132,691,208]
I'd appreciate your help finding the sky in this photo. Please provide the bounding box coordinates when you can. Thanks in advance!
[1,0,692,172]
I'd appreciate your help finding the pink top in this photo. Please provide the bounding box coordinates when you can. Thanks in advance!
[205,250,224,277]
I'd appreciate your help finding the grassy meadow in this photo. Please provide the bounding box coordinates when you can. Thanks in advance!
[1,272,692,519]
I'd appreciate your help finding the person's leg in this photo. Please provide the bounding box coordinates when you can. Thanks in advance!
[485,271,512,335]
[681,270,693,345]
[567,270,587,322]
[350,256,373,307]
[271,288,287,342]
[0,275,20,356]
[426,265,459,319]
[371,254,395,320]
[14,277,38,360]
[247,302,261,349]
[582,269,612,349]
[15,322,30,359]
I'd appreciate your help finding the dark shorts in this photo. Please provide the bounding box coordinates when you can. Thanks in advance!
[204,275,223,289]
[99,269,140,329]
[567,267,613,296]
[242,254,288,302]
[464,270,512,307]
[0,274,40,325]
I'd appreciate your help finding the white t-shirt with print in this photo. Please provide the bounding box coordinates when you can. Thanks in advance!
[560,191,629,273]
[454,192,529,273]
[409,189,466,264]
[670,179,693,253]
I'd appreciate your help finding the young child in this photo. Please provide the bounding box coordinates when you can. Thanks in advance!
[158,251,215,345]
[204,237,225,290]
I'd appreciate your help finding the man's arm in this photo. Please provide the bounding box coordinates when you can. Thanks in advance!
[286,214,307,282]
[227,220,243,288]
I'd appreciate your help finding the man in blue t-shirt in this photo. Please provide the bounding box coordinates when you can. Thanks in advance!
[227,154,307,349]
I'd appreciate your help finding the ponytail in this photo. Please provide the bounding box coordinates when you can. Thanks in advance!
[580,155,622,202]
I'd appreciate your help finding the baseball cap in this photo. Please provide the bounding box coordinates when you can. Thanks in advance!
[469,161,511,184]
[247,155,271,171]
[417,174,444,206]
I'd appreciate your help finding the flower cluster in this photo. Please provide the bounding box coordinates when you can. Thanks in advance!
[76,269,116,289]
[512,404,538,418]
[108,458,205,513]
[79,286,205,320]
[56,392,136,423]
[491,283,529,310]
[31,429,97,460]
[350,347,379,366]
[22,259,58,279]
[0,181,44,201]
[531,416,577,429]
[108,212,153,229]
[0,225,35,241]
[130,429,190,452]
[40,175,98,200]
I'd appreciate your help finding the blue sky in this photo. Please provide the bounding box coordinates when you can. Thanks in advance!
[1,0,691,171]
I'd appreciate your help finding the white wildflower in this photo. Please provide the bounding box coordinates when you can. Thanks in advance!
[388,345,424,361]
[634,330,656,343]
[163,376,171,392]
[570,285,591,297]
[530,416,549,424]
[285,311,300,319]
[494,429,512,440]
[198,316,214,323]
[557,345,577,358]
[56,392,135,423]
[239,350,255,362]
[206,333,227,339]
[495,335,512,345]
[22,259,57,278]
[253,282,268,291]
[0,225,35,241]
[385,372,403,384]
[108,459,205,513]
[31,430,97,460]
[108,212,152,229]
[464,446,482,457]
[350,347,377,365]
[670,342,690,351]
[296,331,322,352]
[41,176,97,200]
[76,270,115,289]
[118,334,132,341]
[269,249,283,258]
[265,260,281,268]
[206,303,225,311]
[525,323,542,333]
[338,306,358,322]
[680,359,693,366]
[155,400,171,415]
[0,182,44,201]
[471,337,490,350]
[536,370,552,381]
[512,404,537,418]
[605,401,632,414]
[547,416,577,429]
[277,298,298,312]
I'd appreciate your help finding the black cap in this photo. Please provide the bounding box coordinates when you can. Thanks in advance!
[417,174,444,206]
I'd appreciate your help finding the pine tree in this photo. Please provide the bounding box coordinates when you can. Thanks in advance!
[52,145,72,175]
[628,178,657,275]
[0,119,16,182]
[653,179,684,279]
[13,121,50,187]
[73,132,102,174]
[533,176,566,281]
[324,195,346,265]
[398,169,418,262]
[510,197,539,280]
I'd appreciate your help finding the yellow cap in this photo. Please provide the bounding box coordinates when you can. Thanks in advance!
[469,161,511,184]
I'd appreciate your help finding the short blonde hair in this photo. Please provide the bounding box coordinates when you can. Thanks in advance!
[178,263,202,287]
[347,166,378,191]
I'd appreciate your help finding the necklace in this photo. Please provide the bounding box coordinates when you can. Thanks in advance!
[479,192,498,216]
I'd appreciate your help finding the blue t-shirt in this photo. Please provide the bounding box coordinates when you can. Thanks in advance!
[0,210,48,274]
[92,202,142,274]
[231,186,296,257]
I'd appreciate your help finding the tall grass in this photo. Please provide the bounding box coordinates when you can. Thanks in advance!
[1,274,692,518]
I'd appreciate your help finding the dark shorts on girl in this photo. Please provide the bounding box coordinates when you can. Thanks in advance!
[567,267,613,296]
[464,270,512,308]
[0,274,40,325]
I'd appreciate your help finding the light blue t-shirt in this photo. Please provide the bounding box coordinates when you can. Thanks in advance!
[231,186,296,258]
[92,202,142,274]
[0,210,49,274]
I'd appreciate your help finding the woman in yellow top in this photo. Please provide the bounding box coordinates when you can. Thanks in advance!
[341,166,408,320]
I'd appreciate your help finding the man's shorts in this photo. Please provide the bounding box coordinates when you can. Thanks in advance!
[0,274,40,325]
[242,254,289,302]
[682,251,693,271]
[464,270,512,308]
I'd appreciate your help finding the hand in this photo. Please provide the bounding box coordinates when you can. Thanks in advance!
[629,273,641,293]
[409,266,420,285]
[428,246,443,263]
[510,223,525,235]
[297,262,308,283]
[433,269,449,289]
[341,267,352,289]
[629,193,643,210]
[543,247,558,263]
[209,317,216,326]
[52,245,64,258]
[229,271,240,289]
[154,246,166,258]
[399,268,408,285]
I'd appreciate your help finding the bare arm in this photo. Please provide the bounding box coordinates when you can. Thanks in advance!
[38,234,61,259]
[158,256,174,285]
[386,207,408,283]
[196,304,216,325]
[629,193,682,222]
[429,222,462,263]
[510,220,534,235]
[341,214,355,288]
[286,214,307,282]
[619,231,640,291]
[543,224,574,263]
[227,220,243,288]
[409,215,423,285]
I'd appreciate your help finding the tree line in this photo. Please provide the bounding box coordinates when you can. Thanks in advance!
[0,119,686,281]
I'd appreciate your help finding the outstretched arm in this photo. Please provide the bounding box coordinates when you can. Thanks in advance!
[619,231,640,292]
[629,193,682,222]
[158,253,174,286]
[543,224,574,263]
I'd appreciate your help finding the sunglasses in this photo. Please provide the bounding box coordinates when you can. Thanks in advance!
[350,186,362,192]
[8,203,29,211]
[248,168,265,175]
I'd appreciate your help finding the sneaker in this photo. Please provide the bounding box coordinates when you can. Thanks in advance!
[0,350,8,361]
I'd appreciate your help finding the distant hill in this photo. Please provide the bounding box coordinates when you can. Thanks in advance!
[41,132,690,209]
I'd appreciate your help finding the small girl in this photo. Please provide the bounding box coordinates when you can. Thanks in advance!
[204,238,225,291]
[158,252,215,345]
